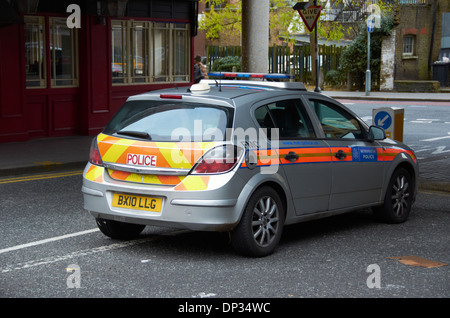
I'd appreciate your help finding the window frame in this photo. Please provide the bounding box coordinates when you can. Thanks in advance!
[402,35,415,57]
[49,17,79,88]
[24,16,46,89]
[308,98,367,140]
[111,19,190,85]
[254,98,317,140]
[24,15,79,89]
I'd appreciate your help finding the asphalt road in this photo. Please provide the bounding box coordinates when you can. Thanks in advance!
[0,172,448,300]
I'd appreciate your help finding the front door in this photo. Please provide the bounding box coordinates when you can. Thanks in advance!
[307,98,385,210]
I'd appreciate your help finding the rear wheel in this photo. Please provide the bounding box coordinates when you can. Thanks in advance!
[231,187,284,257]
[96,218,145,239]
[374,168,413,223]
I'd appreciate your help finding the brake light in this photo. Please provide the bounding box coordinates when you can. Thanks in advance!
[193,146,243,174]
[160,94,182,99]
[89,137,103,166]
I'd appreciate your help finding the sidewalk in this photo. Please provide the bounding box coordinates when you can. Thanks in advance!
[0,135,93,176]
[323,90,450,102]
[0,90,449,193]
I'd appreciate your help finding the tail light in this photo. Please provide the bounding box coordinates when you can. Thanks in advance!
[192,146,243,174]
[89,137,103,166]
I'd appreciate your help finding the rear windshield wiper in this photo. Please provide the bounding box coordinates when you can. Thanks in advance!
[116,130,152,140]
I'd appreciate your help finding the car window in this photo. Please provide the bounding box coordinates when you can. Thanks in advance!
[309,99,364,140]
[255,99,315,139]
[103,101,233,142]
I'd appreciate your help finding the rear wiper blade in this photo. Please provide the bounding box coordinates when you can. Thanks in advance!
[116,130,152,140]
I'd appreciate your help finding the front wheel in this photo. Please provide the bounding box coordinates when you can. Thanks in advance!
[96,218,145,239]
[231,187,285,257]
[374,168,413,223]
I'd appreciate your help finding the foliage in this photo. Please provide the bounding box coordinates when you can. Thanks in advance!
[199,0,315,45]
[339,13,394,89]
[211,56,241,72]
[199,0,242,40]
[325,69,346,87]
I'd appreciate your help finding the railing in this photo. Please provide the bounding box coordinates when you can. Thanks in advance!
[398,0,430,4]
[207,44,344,86]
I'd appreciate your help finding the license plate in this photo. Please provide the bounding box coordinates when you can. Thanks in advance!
[112,193,162,212]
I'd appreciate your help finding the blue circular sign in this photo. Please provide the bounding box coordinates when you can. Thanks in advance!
[374,111,392,129]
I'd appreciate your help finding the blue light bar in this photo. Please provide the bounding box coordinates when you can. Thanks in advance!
[208,72,292,80]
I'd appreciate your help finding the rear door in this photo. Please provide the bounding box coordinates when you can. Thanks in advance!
[254,98,332,215]
[307,97,385,210]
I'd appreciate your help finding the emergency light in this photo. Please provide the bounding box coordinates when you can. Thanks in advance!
[207,72,292,80]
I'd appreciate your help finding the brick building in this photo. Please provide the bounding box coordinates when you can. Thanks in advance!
[380,0,450,91]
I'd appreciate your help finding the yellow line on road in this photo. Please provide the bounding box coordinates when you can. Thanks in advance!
[0,170,84,184]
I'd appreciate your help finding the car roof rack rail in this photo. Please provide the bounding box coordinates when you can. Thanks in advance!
[204,72,306,91]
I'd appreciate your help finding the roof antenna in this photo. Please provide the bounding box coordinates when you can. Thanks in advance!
[219,72,222,92]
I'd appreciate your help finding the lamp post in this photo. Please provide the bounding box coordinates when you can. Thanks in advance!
[365,5,381,96]
[366,18,373,96]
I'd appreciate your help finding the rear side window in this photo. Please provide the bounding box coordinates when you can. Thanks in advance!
[103,101,233,142]
[255,99,315,139]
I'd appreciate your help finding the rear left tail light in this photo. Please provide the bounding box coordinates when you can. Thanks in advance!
[89,137,103,166]
[192,146,243,174]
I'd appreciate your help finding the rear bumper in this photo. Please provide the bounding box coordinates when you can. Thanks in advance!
[82,163,246,231]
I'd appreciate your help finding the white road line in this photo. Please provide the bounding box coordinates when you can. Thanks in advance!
[0,237,151,273]
[0,229,190,273]
[414,148,433,153]
[421,133,450,142]
[0,228,99,255]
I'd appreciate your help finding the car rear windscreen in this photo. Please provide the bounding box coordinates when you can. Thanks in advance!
[103,101,233,142]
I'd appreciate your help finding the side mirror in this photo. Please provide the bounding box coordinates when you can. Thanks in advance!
[368,125,386,141]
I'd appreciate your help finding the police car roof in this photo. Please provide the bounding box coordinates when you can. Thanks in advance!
[128,78,308,106]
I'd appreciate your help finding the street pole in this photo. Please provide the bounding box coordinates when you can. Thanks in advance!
[241,0,269,74]
[314,0,320,92]
[365,21,372,96]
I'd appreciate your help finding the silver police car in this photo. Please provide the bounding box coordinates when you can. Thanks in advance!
[82,73,418,257]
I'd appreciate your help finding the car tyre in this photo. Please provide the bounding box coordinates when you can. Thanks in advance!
[373,168,413,224]
[96,218,145,239]
[231,186,284,257]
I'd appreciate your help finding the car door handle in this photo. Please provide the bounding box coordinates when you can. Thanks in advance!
[284,151,299,162]
[334,150,347,160]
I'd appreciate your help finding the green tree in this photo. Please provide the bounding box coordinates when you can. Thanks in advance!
[198,0,352,44]
[199,0,395,44]
[340,13,394,89]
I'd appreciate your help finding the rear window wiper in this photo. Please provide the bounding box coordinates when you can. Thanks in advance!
[116,130,152,140]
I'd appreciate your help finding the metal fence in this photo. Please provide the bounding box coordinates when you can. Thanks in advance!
[207,45,344,86]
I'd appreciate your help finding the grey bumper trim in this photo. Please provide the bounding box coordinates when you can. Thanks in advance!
[170,198,237,207]
[81,185,104,197]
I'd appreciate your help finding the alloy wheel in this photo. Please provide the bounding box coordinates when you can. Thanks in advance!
[252,196,280,247]
[391,175,410,218]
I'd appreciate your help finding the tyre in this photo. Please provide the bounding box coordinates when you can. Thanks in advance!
[231,186,285,257]
[374,168,413,224]
[96,218,145,239]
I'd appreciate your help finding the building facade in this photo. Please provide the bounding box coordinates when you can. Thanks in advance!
[381,0,450,90]
[0,0,198,143]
